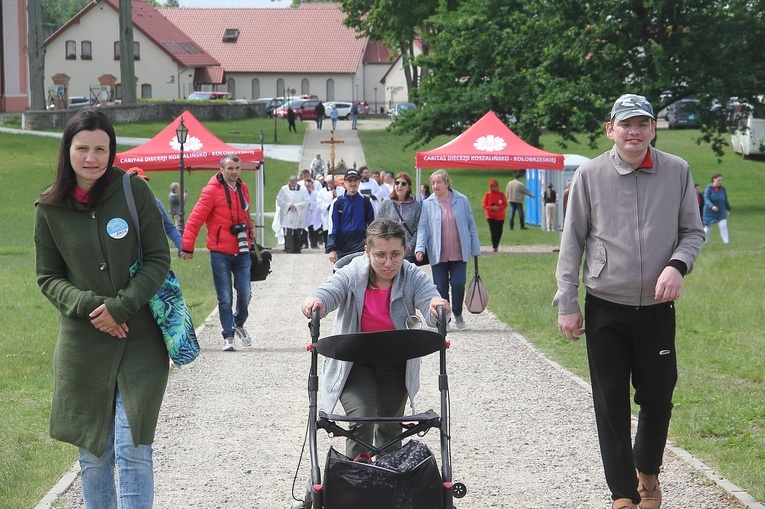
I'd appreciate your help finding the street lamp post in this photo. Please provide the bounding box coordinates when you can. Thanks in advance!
[175,117,189,233]
[257,129,265,246]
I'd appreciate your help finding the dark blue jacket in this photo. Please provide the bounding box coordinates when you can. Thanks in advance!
[326,192,374,257]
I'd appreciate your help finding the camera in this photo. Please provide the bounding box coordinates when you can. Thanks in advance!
[231,224,249,253]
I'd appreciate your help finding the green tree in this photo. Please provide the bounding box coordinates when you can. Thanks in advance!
[41,0,90,28]
[340,0,459,103]
[119,0,137,104]
[395,0,765,155]
[163,0,180,6]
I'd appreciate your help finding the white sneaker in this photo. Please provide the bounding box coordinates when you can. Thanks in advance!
[455,315,466,330]
[223,336,236,351]
[235,326,252,347]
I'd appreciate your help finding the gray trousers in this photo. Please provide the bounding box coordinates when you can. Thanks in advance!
[339,361,407,458]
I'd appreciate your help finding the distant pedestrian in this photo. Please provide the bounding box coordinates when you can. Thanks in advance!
[181,154,254,351]
[416,170,481,330]
[276,175,310,253]
[351,102,359,129]
[562,178,572,220]
[702,173,732,244]
[168,182,187,229]
[482,179,507,251]
[505,171,534,230]
[287,107,297,133]
[326,169,374,263]
[378,172,421,263]
[315,101,325,130]
[543,183,557,232]
[330,104,339,130]
[419,183,431,203]
[310,153,325,178]
[695,183,704,219]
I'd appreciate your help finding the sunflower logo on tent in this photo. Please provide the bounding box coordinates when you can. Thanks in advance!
[473,135,507,152]
[169,136,203,152]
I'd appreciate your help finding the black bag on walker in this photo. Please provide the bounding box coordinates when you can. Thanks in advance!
[323,440,442,509]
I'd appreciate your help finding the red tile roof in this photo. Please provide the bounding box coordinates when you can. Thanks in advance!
[45,0,219,68]
[158,3,366,74]
[363,40,394,64]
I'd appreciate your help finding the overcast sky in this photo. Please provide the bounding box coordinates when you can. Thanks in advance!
[178,0,291,7]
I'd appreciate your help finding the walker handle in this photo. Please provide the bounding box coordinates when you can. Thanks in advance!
[310,307,321,341]
[437,306,447,336]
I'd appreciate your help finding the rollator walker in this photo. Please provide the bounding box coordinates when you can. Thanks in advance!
[299,307,467,509]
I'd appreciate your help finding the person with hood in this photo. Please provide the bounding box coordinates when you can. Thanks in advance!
[181,154,253,351]
[315,101,326,130]
[416,169,481,330]
[378,172,422,263]
[35,109,171,508]
[302,218,450,458]
[482,178,508,251]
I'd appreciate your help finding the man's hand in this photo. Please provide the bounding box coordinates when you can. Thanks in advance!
[558,312,584,341]
[328,251,338,263]
[655,266,683,302]
[180,251,193,260]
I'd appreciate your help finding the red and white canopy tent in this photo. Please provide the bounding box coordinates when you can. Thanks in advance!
[115,112,268,243]
[415,110,564,227]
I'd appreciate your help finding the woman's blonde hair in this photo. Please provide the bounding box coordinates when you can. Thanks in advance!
[430,169,452,191]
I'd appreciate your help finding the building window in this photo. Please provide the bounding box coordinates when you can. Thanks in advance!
[326,79,335,102]
[301,79,309,96]
[81,41,92,60]
[66,41,76,59]
[222,29,239,43]
[227,78,236,99]
[141,84,152,99]
[251,78,260,100]
[113,41,141,60]
[276,79,285,98]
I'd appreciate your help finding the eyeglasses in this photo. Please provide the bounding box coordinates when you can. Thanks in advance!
[394,181,409,187]
[371,251,404,263]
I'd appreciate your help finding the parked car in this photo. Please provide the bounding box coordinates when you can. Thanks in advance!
[324,101,353,120]
[255,97,285,118]
[294,99,321,121]
[187,91,232,101]
[66,96,97,109]
[731,102,765,157]
[388,102,416,121]
[667,98,701,129]
[274,98,308,118]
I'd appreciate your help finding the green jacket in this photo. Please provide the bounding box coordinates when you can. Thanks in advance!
[34,168,171,456]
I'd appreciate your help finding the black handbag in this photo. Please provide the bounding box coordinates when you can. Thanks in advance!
[250,243,272,281]
[323,440,442,509]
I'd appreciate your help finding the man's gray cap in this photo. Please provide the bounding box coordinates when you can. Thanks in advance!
[610,94,655,121]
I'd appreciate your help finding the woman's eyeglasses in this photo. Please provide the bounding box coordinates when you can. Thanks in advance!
[394,181,409,187]
[371,251,404,263]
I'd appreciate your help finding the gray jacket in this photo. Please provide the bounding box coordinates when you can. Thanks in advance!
[309,252,441,413]
[378,198,421,258]
[553,145,704,314]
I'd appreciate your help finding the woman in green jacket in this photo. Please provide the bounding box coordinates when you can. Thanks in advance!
[34,109,170,509]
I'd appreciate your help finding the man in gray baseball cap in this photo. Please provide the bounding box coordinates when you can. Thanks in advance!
[553,93,703,509]
[610,93,655,122]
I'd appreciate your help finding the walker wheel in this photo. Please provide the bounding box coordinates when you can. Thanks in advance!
[452,482,467,498]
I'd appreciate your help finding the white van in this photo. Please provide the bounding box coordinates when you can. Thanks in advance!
[731,103,765,157]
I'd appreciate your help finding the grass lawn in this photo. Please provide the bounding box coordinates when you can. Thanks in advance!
[1,119,763,507]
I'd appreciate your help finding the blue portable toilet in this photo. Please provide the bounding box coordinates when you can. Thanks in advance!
[525,154,590,230]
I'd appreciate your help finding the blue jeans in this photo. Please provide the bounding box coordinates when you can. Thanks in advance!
[317,115,324,129]
[79,392,154,509]
[210,250,252,338]
[331,117,338,130]
[431,260,467,317]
